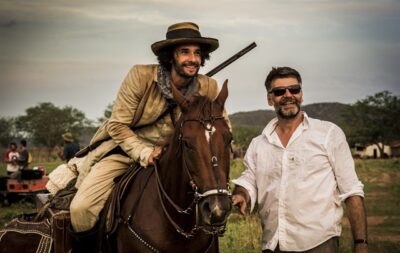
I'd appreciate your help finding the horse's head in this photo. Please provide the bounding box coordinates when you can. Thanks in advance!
[170,80,232,234]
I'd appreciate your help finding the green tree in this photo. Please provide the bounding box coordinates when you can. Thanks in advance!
[0,117,21,148]
[15,102,90,148]
[97,102,114,124]
[232,125,263,157]
[342,91,400,156]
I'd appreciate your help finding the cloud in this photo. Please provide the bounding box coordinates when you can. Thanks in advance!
[0,20,17,28]
[0,0,399,120]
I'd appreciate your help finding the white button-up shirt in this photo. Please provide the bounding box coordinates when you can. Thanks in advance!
[233,113,364,251]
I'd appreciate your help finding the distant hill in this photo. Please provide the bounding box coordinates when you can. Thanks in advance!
[229,102,350,127]
[303,102,350,126]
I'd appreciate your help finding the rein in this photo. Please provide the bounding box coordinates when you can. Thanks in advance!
[153,112,231,239]
[121,101,231,252]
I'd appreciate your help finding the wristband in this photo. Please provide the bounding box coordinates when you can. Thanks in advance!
[354,239,368,245]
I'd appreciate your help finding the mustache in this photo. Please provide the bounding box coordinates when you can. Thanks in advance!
[182,61,200,68]
[279,97,299,105]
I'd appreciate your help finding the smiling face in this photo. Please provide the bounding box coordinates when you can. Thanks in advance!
[268,77,303,119]
[171,44,202,78]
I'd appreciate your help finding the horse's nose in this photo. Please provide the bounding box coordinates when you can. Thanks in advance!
[200,196,232,225]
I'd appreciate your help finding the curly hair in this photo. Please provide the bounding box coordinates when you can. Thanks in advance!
[157,44,211,70]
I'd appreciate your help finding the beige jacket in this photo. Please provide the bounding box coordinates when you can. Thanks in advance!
[76,64,225,186]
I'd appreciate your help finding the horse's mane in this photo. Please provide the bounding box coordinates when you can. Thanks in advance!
[181,93,213,115]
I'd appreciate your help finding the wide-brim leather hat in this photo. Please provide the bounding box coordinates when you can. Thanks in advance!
[151,22,219,56]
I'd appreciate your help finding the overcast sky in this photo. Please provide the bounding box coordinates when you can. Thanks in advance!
[1,0,399,121]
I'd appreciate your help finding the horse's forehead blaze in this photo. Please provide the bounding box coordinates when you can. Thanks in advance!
[204,123,216,144]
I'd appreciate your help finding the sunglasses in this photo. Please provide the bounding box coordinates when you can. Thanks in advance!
[269,85,302,97]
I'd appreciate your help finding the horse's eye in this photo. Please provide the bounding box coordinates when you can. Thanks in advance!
[183,139,195,150]
[224,134,233,147]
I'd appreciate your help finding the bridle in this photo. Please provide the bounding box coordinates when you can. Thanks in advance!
[154,105,232,239]
[122,101,232,252]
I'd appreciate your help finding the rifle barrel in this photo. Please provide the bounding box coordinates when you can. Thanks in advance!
[205,42,257,77]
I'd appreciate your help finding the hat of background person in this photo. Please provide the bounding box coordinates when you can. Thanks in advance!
[151,22,219,56]
[62,132,74,142]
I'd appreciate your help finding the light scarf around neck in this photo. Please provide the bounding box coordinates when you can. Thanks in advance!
[157,65,197,101]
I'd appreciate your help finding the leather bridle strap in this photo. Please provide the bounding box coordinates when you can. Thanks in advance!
[154,161,197,215]
[154,162,198,238]
[153,112,231,238]
[195,189,231,198]
[180,114,226,192]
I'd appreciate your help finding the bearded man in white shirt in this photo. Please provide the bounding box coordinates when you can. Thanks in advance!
[232,67,368,253]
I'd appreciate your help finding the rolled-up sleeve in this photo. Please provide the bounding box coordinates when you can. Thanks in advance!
[107,66,154,166]
[233,139,258,212]
[326,125,364,201]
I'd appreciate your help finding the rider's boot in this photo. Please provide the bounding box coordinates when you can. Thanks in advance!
[68,224,99,253]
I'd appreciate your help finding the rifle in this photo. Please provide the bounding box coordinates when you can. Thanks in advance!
[205,42,257,77]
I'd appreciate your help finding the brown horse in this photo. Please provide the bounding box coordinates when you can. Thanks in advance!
[108,81,232,253]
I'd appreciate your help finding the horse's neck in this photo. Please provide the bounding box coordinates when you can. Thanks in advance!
[158,149,190,204]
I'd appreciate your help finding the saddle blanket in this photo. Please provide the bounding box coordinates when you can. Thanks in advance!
[0,213,53,253]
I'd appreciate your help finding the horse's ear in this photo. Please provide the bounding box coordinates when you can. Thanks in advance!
[171,82,188,109]
[215,79,228,107]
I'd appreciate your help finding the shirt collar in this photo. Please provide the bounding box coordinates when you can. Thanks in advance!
[262,111,310,141]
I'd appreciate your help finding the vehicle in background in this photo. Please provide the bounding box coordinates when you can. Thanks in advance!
[0,166,48,206]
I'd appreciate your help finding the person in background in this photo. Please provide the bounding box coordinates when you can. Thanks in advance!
[56,132,80,163]
[5,142,19,176]
[232,67,368,253]
[18,139,30,169]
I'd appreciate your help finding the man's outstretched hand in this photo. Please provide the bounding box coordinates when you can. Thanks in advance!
[232,193,248,215]
[231,186,250,215]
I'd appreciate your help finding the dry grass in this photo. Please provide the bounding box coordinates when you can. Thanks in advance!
[220,158,400,253]
[1,159,399,252]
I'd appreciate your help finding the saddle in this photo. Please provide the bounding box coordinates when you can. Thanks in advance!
[33,180,77,253]
[99,164,155,252]
[0,164,153,253]
[102,164,143,235]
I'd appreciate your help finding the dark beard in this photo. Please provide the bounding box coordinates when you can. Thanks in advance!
[276,97,301,119]
[173,60,199,78]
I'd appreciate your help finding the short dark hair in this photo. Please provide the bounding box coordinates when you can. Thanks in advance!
[10,142,17,147]
[264,67,302,91]
[20,139,27,147]
[157,44,211,70]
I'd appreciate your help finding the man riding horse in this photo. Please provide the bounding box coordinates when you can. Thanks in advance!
[68,22,230,252]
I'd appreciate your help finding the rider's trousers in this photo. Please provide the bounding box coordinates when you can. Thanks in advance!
[70,154,131,232]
